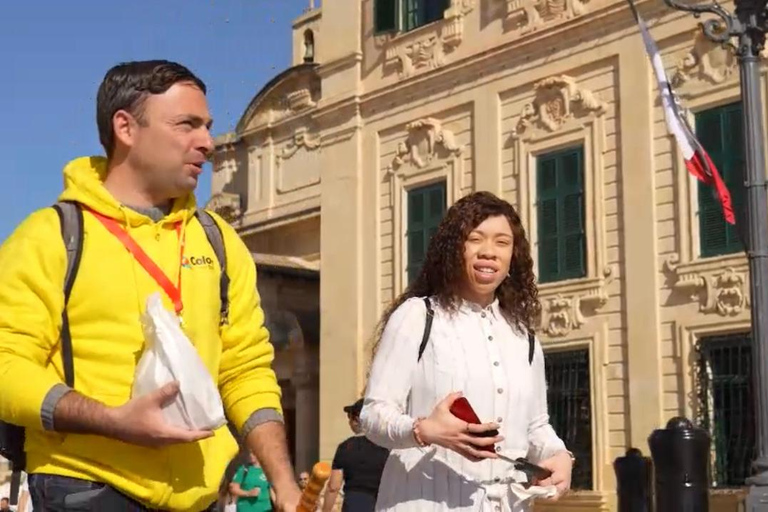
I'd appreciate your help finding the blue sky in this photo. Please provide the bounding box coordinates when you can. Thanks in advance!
[0,0,309,241]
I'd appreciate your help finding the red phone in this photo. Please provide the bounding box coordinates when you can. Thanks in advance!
[449,396,499,453]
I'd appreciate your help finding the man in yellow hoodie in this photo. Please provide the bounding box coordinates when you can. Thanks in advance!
[0,60,301,511]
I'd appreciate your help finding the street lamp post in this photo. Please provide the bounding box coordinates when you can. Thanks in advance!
[660,0,768,508]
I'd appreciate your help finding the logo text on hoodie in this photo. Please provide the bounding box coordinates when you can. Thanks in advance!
[181,255,215,269]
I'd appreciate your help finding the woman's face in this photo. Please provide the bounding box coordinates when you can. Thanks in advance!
[460,215,514,306]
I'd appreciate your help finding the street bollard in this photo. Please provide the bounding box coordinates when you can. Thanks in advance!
[648,416,711,512]
[614,447,652,512]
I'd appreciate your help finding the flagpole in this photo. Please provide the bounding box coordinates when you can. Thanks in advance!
[660,0,768,508]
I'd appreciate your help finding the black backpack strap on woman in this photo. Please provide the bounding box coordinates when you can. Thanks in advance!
[416,297,535,365]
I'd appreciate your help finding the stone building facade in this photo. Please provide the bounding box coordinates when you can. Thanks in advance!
[211,0,759,509]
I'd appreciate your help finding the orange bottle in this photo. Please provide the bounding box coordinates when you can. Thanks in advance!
[296,461,332,512]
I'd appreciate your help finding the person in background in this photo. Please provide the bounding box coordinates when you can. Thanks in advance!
[298,471,310,491]
[360,192,574,511]
[0,497,10,512]
[323,399,389,512]
[230,452,275,512]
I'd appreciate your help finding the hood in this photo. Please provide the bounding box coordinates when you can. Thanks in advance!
[57,156,198,226]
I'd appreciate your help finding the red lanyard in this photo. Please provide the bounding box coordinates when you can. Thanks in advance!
[88,209,185,316]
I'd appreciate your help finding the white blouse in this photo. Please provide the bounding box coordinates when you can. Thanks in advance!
[361,297,565,512]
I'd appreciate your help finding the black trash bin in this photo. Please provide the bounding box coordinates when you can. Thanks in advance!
[648,416,710,512]
[614,447,652,512]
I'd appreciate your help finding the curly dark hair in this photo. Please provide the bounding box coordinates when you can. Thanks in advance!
[371,191,540,358]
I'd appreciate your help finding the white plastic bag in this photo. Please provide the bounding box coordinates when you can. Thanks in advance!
[133,293,226,431]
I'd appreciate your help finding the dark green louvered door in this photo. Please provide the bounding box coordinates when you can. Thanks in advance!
[537,147,587,283]
[696,102,745,257]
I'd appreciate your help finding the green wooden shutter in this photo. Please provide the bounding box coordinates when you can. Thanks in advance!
[403,0,421,31]
[403,0,448,31]
[697,102,745,257]
[375,0,398,33]
[406,182,446,284]
[537,147,586,283]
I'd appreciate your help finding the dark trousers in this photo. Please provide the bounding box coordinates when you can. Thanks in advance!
[341,491,377,512]
[29,474,216,512]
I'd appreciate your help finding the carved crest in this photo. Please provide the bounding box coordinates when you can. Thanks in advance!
[385,0,474,79]
[672,28,737,89]
[205,192,242,224]
[515,75,605,136]
[276,128,322,166]
[503,0,590,33]
[665,255,750,316]
[390,118,464,171]
[540,266,614,337]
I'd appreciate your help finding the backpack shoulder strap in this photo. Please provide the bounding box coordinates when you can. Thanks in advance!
[417,298,434,362]
[528,331,536,365]
[52,201,83,388]
[195,209,231,326]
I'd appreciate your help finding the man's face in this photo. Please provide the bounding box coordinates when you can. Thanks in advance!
[1,498,9,509]
[348,414,362,434]
[299,472,309,489]
[122,82,213,201]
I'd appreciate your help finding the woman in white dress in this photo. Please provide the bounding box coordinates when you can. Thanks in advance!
[361,192,574,512]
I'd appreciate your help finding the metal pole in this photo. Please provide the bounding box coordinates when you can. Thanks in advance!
[738,9,768,509]
[659,0,768,507]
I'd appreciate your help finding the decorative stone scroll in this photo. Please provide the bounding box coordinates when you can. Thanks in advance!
[664,254,749,316]
[671,29,737,90]
[389,118,464,171]
[384,0,474,79]
[502,0,590,33]
[540,266,614,336]
[205,192,242,224]
[514,75,606,136]
[276,127,322,165]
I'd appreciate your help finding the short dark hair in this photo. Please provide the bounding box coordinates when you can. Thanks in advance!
[96,60,207,157]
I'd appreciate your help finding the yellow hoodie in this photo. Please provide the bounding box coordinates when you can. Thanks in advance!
[0,157,282,511]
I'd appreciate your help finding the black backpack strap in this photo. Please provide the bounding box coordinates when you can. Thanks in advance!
[417,298,434,362]
[195,210,231,326]
[53,201,84,388]
[528,331,535,365]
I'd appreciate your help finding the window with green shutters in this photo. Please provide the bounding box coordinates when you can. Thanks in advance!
[696,102,745,257]
[406,182,446,284]
[537,146,587,283]
[375,0,449,33]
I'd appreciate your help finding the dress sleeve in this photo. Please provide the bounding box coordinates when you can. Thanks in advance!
[360,298,429,449]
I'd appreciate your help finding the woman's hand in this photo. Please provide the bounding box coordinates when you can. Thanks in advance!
[418,392,503,462]
[535,450,573,499]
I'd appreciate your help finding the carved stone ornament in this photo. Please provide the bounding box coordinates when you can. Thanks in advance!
[205,192,242,224]
[671,29,737,89]
[240,69,321,132]
[389,118,464,171]
[664,255,750,316]
[540,266,614,336]
[503,0,590,33]
[514,75,606,137]
[385,0,474,79]
[276,128,322,166]
[212,151,239,192]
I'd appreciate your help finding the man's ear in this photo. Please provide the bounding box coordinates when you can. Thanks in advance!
[112,110,139,150]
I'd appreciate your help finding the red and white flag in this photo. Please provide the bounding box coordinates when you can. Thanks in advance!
[629,2,735,225]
